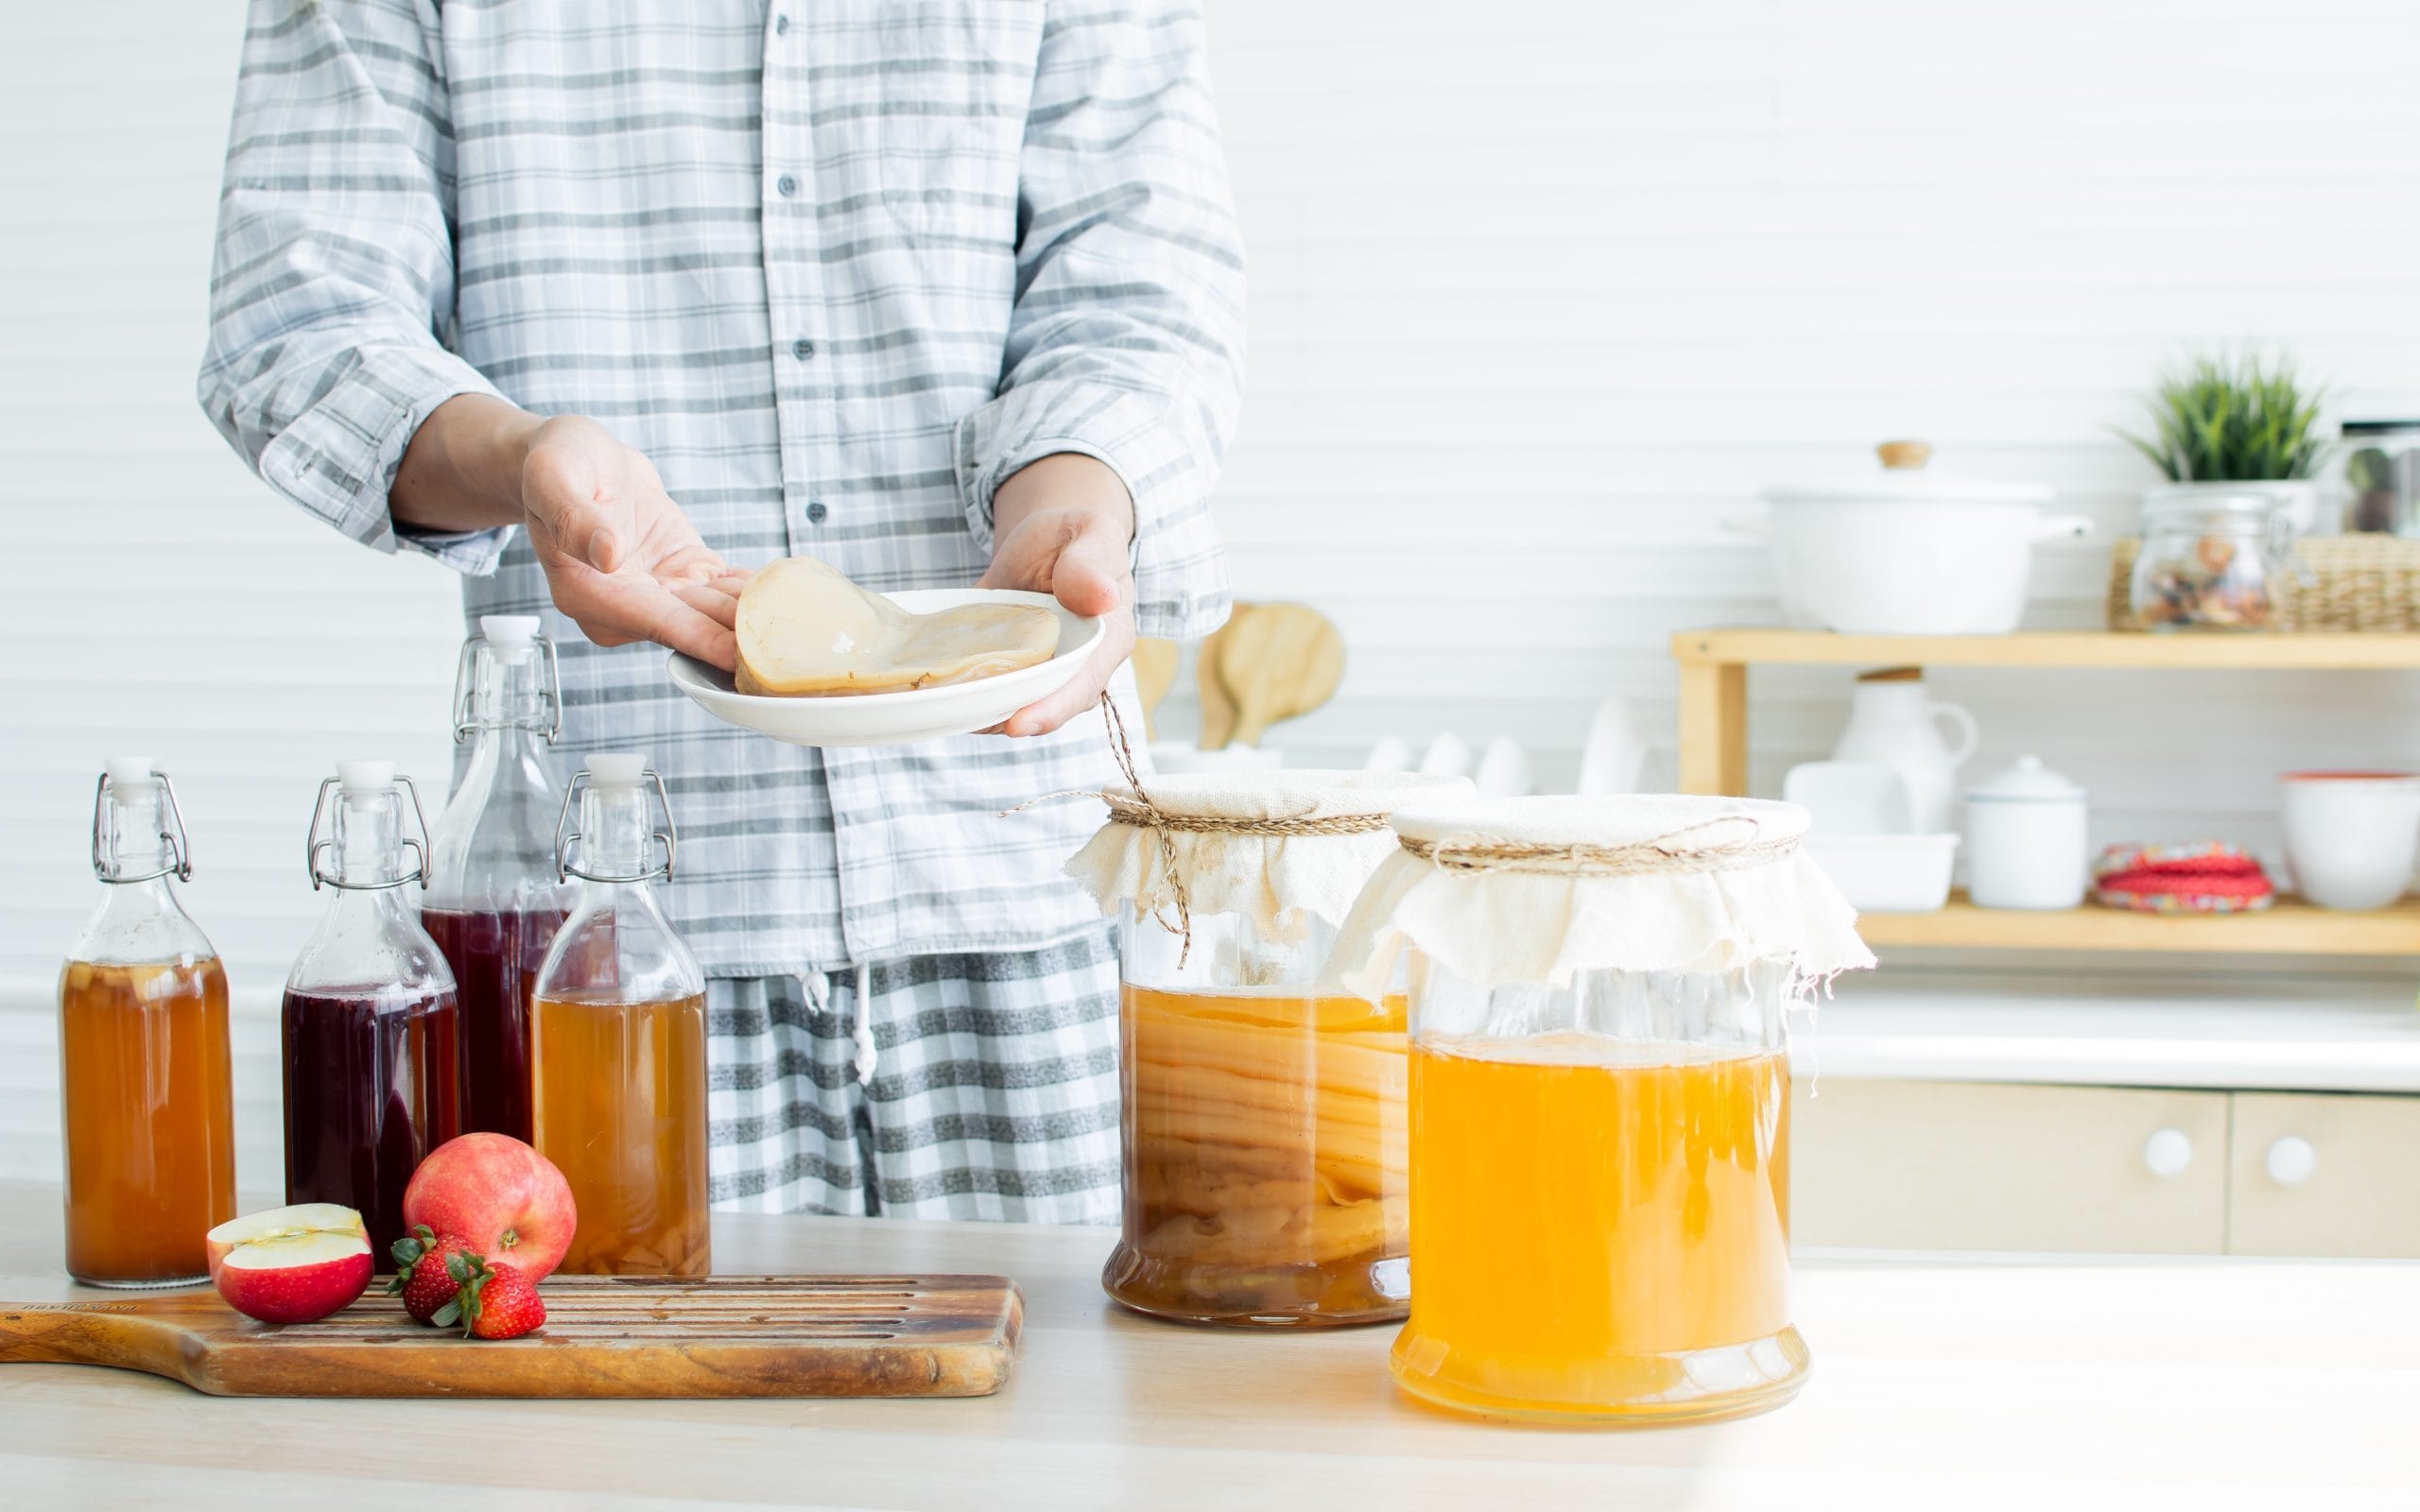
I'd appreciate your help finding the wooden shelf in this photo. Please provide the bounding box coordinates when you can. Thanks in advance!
[1857,894,2420,955]
[1673,628,2420,672]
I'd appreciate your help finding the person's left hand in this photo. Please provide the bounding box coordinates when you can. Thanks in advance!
[977,453,1136,737]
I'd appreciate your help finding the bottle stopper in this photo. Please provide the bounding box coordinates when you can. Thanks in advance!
[480,614,541,647]
[337,759,397,796]
[103,756,158,790]
[586,751,648,787]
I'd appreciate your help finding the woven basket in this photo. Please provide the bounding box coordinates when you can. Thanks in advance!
[2107,535,2420,632]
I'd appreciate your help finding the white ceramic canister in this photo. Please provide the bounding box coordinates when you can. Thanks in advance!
[1964,755,2089,910]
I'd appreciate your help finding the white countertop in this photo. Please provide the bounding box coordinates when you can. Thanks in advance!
[1799,970,2420,1092]
[1,1181,2412,1510]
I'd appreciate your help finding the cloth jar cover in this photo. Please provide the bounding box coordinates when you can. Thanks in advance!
[1324,794,1876,1000]
[1063,770,1477,942]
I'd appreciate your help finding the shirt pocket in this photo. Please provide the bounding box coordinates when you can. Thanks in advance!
[874,0,1035,247]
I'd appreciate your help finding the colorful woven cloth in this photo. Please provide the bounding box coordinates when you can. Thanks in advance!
[2093,843,2276,914]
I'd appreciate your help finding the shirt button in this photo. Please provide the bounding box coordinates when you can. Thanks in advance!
[791,337,815,361]
[774,13,790,35]
[776,173,798,198]
[805,501,829,524]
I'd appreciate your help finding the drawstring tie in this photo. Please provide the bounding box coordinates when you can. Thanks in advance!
[803,964,879,1087]
[850,960,876,1085]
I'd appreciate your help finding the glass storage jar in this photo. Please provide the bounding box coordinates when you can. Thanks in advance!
[1065,766,1471,1327]
[1326,795,1873,1423]
[2130,487,2302,631]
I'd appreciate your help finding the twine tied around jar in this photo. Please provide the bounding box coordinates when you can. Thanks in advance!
[1397,813,1798,877]
[1005,695,1391,967]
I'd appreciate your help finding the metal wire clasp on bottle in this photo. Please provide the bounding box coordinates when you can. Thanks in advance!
[303,775,435,891]
[552,766,680,884]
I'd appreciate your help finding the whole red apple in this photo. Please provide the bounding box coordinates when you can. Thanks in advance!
[206,1204,374,1324]
[402,1133,577,1280]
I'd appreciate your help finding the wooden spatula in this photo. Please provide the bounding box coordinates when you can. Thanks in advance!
[1196,605,1251,750]
[1130,638,1179,740]
[1215,602,1344,747]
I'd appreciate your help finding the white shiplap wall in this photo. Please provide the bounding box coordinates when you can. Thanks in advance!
[8,0,2420,1183]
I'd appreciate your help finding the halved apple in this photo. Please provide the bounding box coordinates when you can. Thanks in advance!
[204,1204,374,1324]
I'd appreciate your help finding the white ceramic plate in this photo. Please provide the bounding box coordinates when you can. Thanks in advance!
[666,589,1104,747]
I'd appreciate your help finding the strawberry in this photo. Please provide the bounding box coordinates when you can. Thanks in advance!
[386,1225,475,1325]
[443,1252,546,1340]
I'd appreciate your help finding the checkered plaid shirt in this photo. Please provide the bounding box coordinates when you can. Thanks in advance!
[199,0,1244,978]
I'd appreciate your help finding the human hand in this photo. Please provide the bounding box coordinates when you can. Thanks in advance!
[977,453,1136,737]
[518,416,746,670]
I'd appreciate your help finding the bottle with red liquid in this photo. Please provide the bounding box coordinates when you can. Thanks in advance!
[424,615,568,1143]
[59,758,236,1286]
[284,760,460,1257]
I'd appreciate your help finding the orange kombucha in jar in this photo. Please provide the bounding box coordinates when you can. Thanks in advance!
[1323,795,1873,1424]
[531,754,710,1276]
[58,760,235,1286]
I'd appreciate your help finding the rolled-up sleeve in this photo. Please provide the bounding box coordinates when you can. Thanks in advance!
[953,0,1247,642]
[197,0,510,576]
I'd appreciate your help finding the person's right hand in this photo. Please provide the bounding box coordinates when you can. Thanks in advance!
[517,416,746,670]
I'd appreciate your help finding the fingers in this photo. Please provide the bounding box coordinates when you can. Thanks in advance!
[978,506,1130,619]
[639,586,740,670]
[674,577,742,631]
[1001,608,1135,738]
[551,567,740,671]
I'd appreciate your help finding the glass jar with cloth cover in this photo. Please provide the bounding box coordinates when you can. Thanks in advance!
[1325,794,1874,1422]
[1064,762,1474,1327]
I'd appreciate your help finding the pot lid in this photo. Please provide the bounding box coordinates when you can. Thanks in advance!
[1966,754,2084,803]
[1764,439,2053,507]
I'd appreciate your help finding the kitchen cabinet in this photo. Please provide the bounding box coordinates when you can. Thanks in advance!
[1792,1077,2420,1257]
[1789,1078,2229,1254]
[2226,1091,2420,1257]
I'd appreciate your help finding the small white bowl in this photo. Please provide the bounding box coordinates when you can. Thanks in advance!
[1804,833,1960,914]
[666,589,1104,747]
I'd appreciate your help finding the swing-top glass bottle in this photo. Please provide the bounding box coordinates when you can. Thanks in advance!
[424,614,571,1143]
[532,752,710,1277]
[283,760,460,1258]
[59,758,236,1285]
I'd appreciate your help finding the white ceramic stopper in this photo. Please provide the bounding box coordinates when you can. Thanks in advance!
[337,759,397,795]
[480,614,540,646]
[586,751,648,787]
[103,756,157,790]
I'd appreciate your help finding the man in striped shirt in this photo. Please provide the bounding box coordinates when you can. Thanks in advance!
[199,1,1244,1222]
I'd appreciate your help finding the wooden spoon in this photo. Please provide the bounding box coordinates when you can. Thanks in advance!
[1195,606,1250,750]
[1216,602,1344,747]
[1130,638,1179,739]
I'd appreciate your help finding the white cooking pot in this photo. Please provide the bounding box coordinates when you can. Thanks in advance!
[1750,443,2089,635]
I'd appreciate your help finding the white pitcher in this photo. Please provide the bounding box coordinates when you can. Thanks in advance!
[1829,670,1978,833]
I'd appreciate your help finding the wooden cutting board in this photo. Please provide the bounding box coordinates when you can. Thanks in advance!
[0,1274,1022,1399]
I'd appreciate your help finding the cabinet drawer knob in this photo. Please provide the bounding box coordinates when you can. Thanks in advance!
[2142,1127,2193,1177]
[2265,1135,2318,1188]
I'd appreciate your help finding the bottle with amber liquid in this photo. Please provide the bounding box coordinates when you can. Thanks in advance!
[532,752,710,1276]
[424,615,569,1143]
[285,761,460,1258]
[58,758,236,1286]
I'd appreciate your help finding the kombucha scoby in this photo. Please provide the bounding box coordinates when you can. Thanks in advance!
[1103,985,1409,1324]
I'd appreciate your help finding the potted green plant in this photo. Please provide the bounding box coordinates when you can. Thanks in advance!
[2116,352,2329,533]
